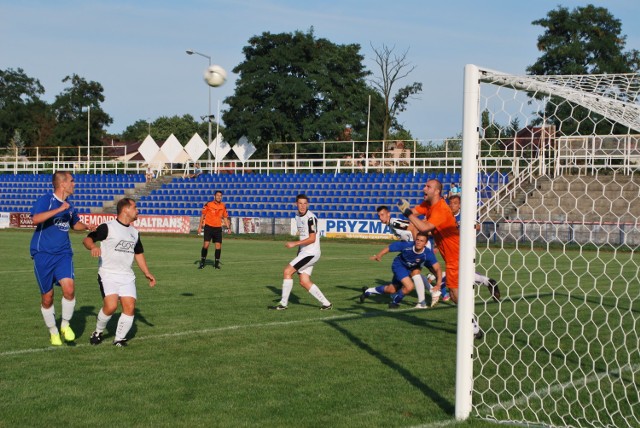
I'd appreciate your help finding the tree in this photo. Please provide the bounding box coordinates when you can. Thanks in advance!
[527,5,640,75]
[50,74,112,150]
[527,5,640,135]
[222,29,372,156]
[0,68,48,149]
[120,115,214,143]
[369,44,422,142]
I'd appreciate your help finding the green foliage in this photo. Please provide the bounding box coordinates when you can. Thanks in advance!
[120,119,152,142]
[527,5,640,136]
[0,68,48,149]
[50,74,113,151]
[152,114,201,142]
[527,5,640,75]
[223,29,372,156]
[480,110,518,154]
[121,115,225,147]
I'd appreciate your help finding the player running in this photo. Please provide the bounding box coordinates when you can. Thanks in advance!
[268,194,332,311]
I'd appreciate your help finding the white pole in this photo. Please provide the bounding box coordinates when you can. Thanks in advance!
[207,58,212,170]
[215,100,220,174]
[456,64,480,420]
[365,95,371,173]
[87,106,91,172]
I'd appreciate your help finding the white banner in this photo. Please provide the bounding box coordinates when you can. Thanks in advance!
[290,218,396,240]
[0,212,10,229]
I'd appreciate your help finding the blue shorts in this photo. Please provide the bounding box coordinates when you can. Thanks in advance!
[391,258,414,287]
[33,252,75,295]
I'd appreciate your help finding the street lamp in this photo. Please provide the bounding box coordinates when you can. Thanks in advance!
[186,49,212,165]
[86,106,91,172]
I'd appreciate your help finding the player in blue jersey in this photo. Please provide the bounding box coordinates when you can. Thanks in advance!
[30,171,93,345]
[376,205,437,306]
[359,232,443,309]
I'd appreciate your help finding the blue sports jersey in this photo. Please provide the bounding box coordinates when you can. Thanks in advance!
[30,192,80,256]
[389,240,438,271]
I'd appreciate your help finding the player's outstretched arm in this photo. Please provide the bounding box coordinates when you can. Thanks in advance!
[370,246,390,262]
[73,221,95,232]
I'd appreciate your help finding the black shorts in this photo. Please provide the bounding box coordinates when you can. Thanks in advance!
[203,225,223,243]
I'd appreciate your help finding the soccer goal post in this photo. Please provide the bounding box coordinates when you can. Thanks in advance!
[457,64,640,427]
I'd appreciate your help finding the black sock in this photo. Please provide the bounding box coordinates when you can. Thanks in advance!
[201,248,208,259]
[215,249,221,260]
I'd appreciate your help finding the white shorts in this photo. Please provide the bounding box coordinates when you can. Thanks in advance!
[98,272,137,299]
[289,252,320,276]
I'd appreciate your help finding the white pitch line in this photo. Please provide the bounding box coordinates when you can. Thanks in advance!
[0,308,420,357]
[489,363,640,412]
[408,420,460,428]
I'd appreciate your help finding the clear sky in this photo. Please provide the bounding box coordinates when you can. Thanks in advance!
[1,0,638,142]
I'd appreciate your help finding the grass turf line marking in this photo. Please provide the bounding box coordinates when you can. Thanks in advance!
[0,307,423,357]
[489,363,640,412]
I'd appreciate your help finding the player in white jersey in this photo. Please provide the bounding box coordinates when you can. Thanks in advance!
[269,194,332,311]
[83,198,156,347]
[376,205,414,242]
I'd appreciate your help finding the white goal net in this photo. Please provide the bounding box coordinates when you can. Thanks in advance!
[458,65,640,427]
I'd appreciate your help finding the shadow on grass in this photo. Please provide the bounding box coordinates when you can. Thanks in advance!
[69,305,97,345]
[193,259,215,269]
[77,306,154,343]
[324,317,455,416]
[266,284,323,309]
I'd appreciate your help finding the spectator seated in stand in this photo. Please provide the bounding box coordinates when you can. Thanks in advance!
[145,166,155,182]
[186,163,203,179]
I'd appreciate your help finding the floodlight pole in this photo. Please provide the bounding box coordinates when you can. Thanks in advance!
[186,49,212,168]
[86,106,91,172]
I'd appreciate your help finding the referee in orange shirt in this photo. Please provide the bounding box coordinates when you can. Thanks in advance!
[197,190,231,269]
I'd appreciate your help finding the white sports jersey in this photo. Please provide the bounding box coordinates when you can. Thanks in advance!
[295,210,321,256]
[94,219,142,277]
[388,217,413,242]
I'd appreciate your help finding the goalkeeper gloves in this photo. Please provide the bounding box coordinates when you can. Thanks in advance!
[397,199,413,218]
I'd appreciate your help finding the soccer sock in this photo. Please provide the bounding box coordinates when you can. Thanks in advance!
[280,279,293,306]
[475,272,490,286]
[95,308,112,333]
[201,248,208,260]
[413,274,426,303]
[115,314,134,342]
[371,285,386,295]
[308,284,330,306]
[215,249,221,261]
[392,290,405,304]
[60,297,76,328]
[421,274,434,292]
[41,305,58,335]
